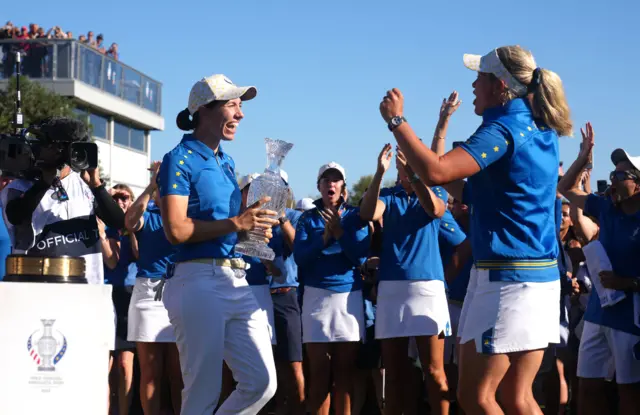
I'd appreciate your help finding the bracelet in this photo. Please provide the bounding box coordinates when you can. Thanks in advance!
[434,135,445,140]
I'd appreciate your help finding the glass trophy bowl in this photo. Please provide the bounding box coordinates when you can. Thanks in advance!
[234,138,294,260]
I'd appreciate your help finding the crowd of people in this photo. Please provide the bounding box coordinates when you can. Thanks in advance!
[0,21,119,59]
[0,20,119,80]
[1,43,639,415]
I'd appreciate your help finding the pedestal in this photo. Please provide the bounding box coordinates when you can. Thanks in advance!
[0,282,114,415]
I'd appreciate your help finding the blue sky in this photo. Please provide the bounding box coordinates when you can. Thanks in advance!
[6,0,640,198]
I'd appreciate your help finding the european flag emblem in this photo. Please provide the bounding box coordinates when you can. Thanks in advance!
[481,328,494,354]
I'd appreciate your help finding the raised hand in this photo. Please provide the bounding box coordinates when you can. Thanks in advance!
[396,147,414,177]
[148,161,161,189]
[377,144,393,175]
[579,122,594,162]
[439,91,461,119]
[379,88,404,123]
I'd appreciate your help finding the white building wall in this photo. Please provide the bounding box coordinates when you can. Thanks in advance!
[95,139,149,198]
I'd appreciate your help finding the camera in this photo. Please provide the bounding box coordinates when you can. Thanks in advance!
[0,51,98,178]
[0,119,98,177]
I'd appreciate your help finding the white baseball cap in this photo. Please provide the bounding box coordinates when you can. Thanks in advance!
[296,198,315,211]
[611,148,640,171]
[317,162,346,182]
[463,49,532,97]
[188,74,257,115]
[238,173,260,190]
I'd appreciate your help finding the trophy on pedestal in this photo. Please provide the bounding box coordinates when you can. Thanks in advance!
[37,319,58,372]
[234,138,294,260]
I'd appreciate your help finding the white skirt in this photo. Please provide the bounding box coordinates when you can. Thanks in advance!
[250,285,277,345]
[375,280,451,339]
[459,267,560,354]
[128,277,176,343]
[302,286,365,343]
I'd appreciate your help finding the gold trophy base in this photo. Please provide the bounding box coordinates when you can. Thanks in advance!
[3,255,87,283]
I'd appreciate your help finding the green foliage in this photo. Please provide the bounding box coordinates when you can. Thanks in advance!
[0,76,76,132]
[349,174,396,204]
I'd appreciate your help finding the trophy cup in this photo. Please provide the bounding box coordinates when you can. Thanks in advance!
[234,138,294,260]
[37,319,58,372]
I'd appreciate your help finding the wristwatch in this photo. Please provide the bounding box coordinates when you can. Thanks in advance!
[388,116,407,132]
[410,174,421,184]
[278,216,290,226]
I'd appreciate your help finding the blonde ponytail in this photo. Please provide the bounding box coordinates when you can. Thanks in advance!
[496,46,573,137]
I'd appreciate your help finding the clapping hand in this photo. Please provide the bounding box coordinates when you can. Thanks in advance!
[320,207,344,243]
[439,91,461,119]
[377,144,393,175]
[579,122,594,163]
[396,147,414,178]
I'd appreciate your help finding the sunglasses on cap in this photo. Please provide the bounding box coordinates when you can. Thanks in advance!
[610,170,638,183]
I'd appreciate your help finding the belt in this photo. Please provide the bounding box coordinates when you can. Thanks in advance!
[271,287,296,294]
[181,258,247,270]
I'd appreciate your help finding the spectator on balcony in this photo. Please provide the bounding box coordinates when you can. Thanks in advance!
[79,34,87,43]
[17,26,28,39]
[107,43,119,61]
[66,31,73,39]
[96,34,106,53]
[28,23,38,39]
[87,31,97,47]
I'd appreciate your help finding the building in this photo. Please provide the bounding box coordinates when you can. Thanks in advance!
[0,38,163,197]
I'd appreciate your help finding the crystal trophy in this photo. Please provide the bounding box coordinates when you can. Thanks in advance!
[234,138,294,260]
[37,319,58,372]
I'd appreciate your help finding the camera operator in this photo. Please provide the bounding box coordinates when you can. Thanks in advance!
[0,120,125,285]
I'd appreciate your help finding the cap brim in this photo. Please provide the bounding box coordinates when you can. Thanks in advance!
[611,148,630,166]
[238,86,257,101]
[463,54,482,71]
[319,168,345,181]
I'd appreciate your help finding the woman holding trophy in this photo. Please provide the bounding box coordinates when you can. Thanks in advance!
[157,75,279,414]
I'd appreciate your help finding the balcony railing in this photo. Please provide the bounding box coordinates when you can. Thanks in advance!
[0,39,161,115]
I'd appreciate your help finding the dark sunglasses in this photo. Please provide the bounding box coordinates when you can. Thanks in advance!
[113,194,131,202]
[609,170,638,183]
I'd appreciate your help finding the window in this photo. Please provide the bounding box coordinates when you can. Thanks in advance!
[114,122,129,146]
[113,121,147,152]
[89,113,108,139]
[130,128,145,152]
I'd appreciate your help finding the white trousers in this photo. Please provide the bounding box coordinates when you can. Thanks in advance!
[163,262,277,415]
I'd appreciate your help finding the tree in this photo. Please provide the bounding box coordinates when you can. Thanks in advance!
[0,76,76,132]
[349,174,396,205]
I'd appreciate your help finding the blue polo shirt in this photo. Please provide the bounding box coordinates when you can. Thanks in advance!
[135,207,177,279]
[378,185,449,281]
[294,200,370,293]
[438,210,472,302]
[158,134,241,262]
[0,216,10,280]
[583,194,640,335]
[459,98,559,282]
[103,227,136,286]
[244,256,269,286]
[269,208,303,289]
